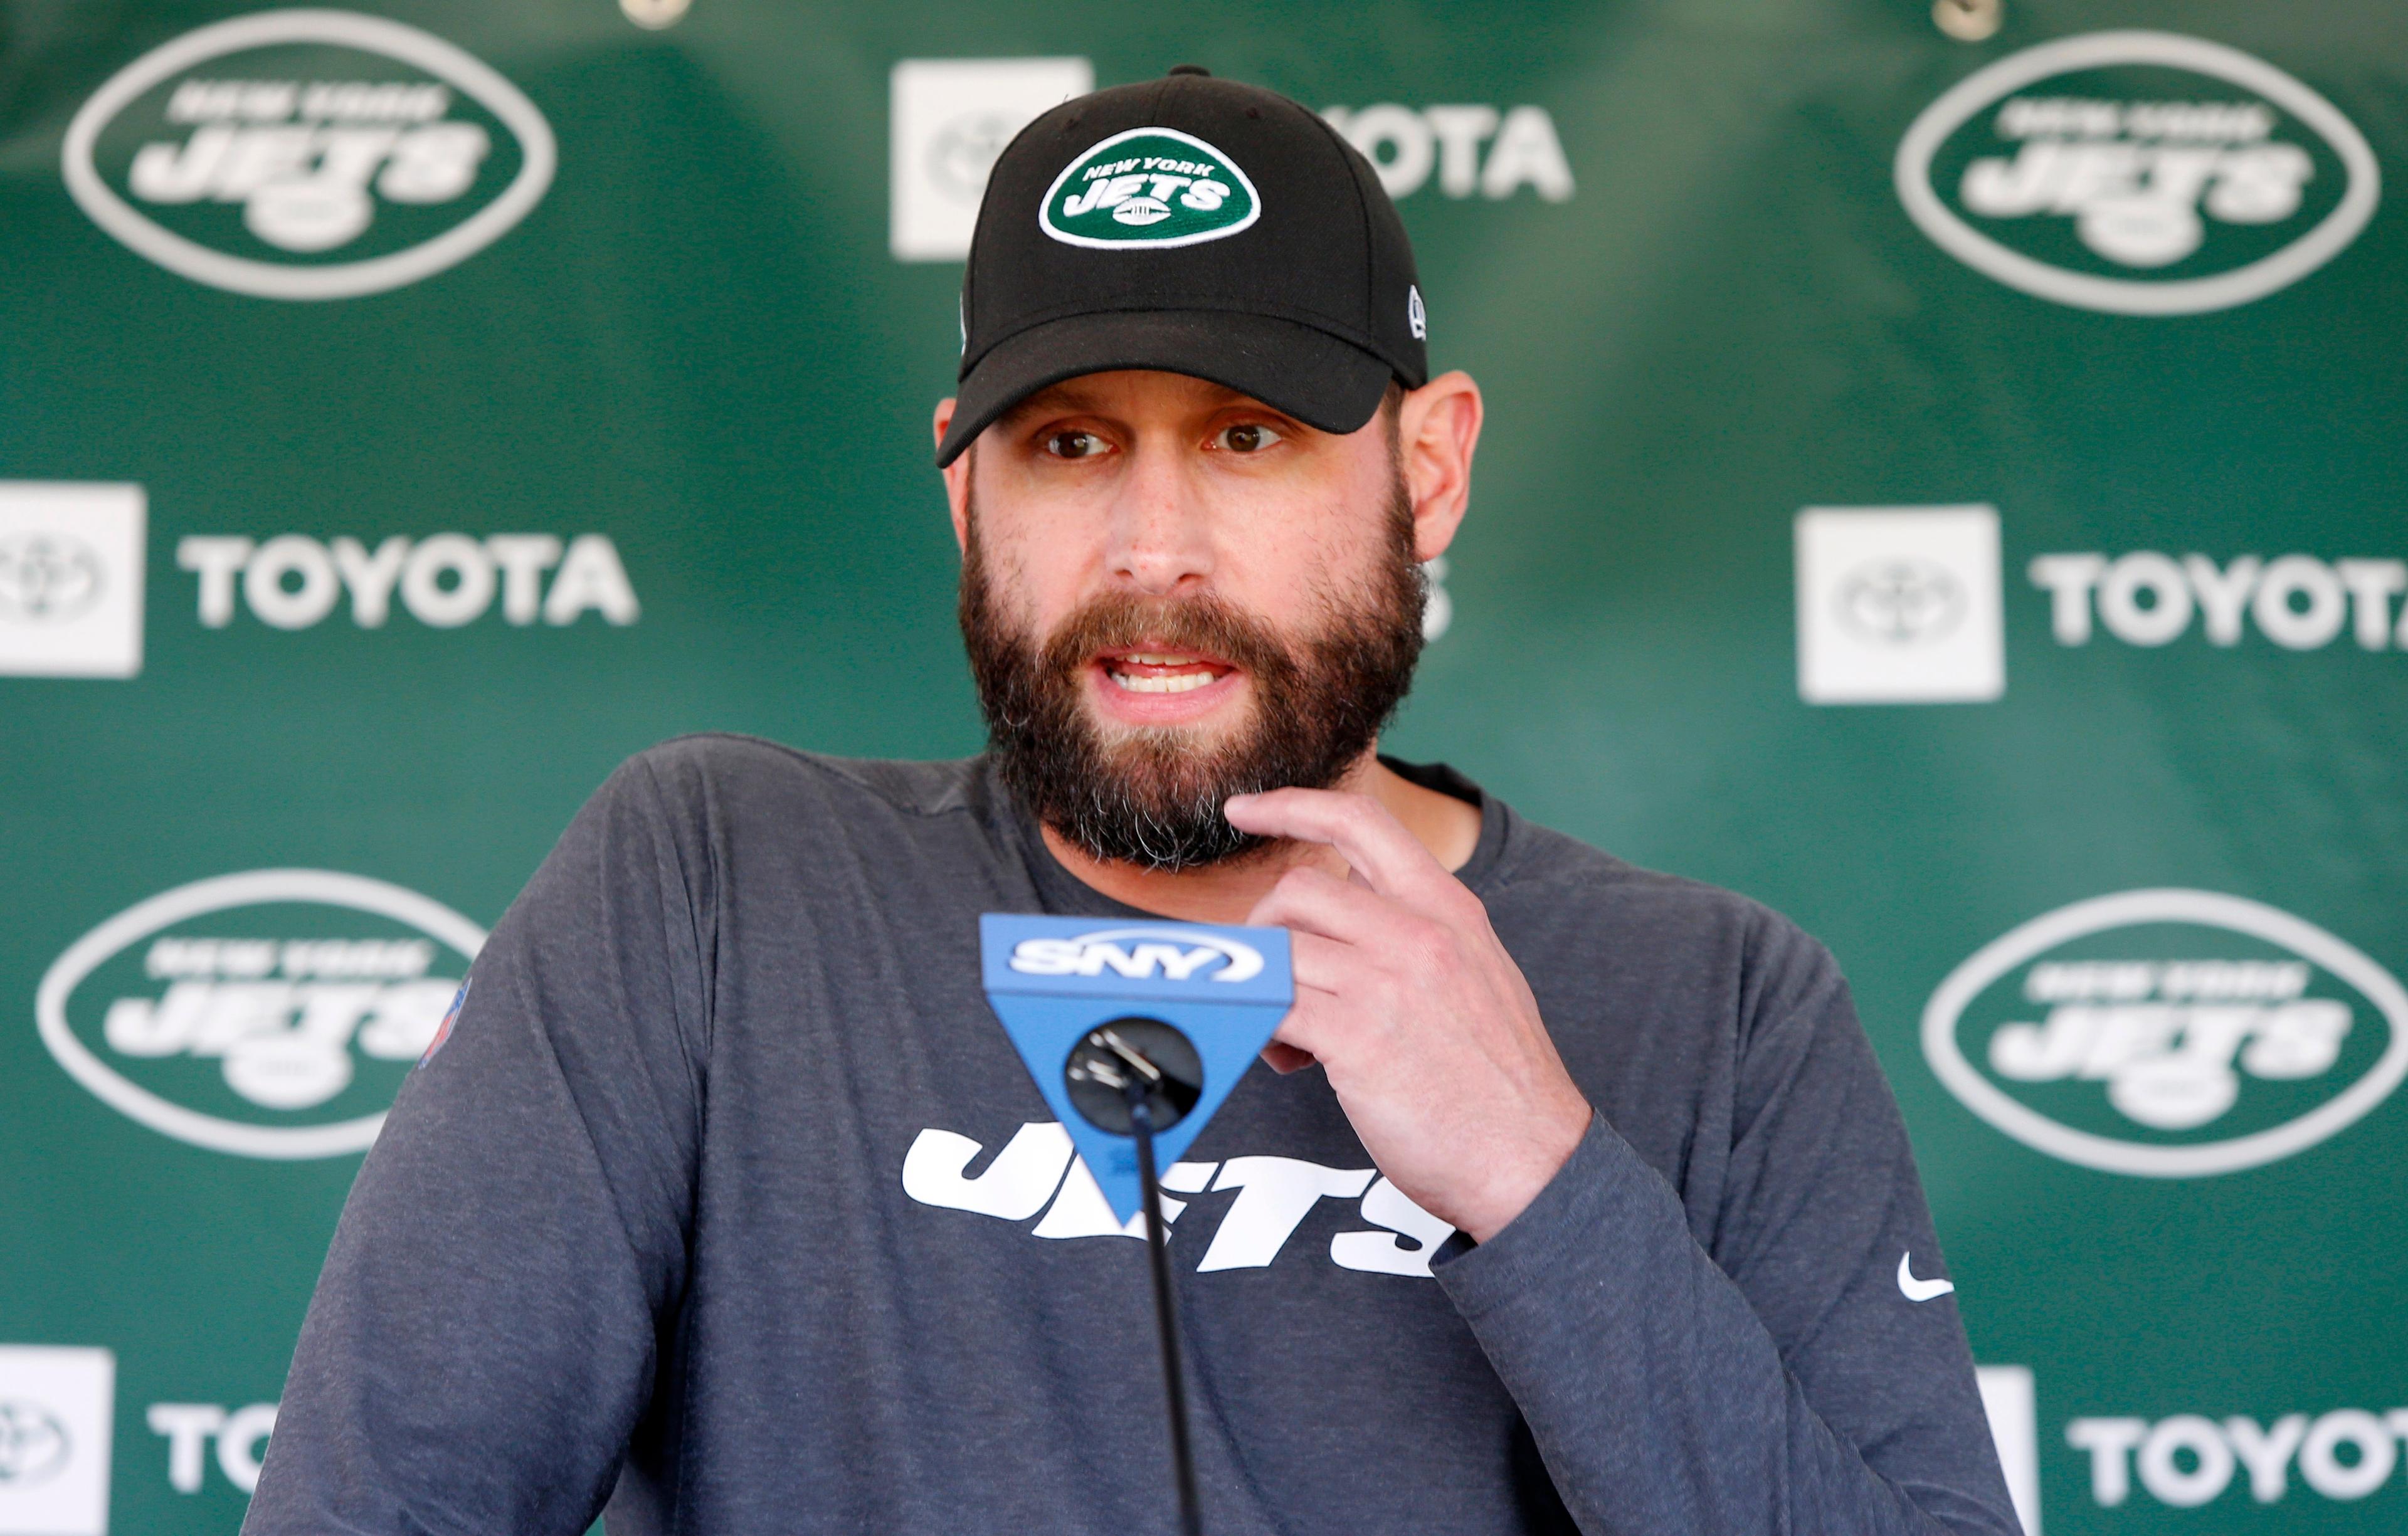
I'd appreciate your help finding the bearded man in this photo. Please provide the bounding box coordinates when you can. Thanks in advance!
[245,71,2021,1536]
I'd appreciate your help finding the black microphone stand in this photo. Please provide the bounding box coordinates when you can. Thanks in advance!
[1126,1078,1204,1536]
[1068,1024,1207,1536]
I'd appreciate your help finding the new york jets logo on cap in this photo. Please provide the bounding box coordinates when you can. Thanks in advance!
[1039,126,1261,250]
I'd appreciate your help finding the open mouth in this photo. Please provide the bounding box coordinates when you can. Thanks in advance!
[1097,648,1238,696]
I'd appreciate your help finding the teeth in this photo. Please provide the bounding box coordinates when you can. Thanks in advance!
[1122,651,1201,666]
[1109,670,1216,694]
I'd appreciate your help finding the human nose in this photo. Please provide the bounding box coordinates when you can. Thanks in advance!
[1103,443,1215,596]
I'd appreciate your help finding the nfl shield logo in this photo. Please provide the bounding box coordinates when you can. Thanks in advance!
[419,976,472,1068]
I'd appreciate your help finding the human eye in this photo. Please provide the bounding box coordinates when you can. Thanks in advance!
[1213,421,1285,453]
[1043,429,1111,460]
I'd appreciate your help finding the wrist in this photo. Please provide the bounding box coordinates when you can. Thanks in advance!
[1460,1099,1593,1244]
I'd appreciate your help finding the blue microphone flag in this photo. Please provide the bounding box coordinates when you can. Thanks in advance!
[980,913,1294,1225]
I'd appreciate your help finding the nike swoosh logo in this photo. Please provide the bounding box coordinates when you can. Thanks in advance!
[1898,1251,1955,1302]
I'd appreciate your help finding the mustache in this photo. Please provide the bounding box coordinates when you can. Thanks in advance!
[1033,590,1301,688]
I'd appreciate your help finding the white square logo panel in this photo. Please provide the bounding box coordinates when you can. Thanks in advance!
[0,1346,115,1536]
[890,57,1094,261]
[1796,504,2003,704]
[1975,1365,2041,1536]
[0,483,145,679]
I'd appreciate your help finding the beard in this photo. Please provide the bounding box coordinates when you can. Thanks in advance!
[959,473,1427,871]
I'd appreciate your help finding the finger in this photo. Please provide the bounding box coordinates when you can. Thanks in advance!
[1281,927,1381,999]
[1258,872,1461,1009]
[1246,865,1396,948]
[1269,987,1352,1061]
[1258,1041,1318,1075]
[1222,788,1446,902]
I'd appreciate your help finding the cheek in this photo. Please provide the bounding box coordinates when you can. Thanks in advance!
[1217,490,1391,618]
[975,503,1100,634]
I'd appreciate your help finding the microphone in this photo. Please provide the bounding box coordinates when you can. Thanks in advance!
[979,915,1294,1225]
[980,914,1295,1536]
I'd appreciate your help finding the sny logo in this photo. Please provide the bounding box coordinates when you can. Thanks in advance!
[1006,925,1264,984]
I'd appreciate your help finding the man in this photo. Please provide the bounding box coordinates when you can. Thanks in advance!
[247,70,2019,1535]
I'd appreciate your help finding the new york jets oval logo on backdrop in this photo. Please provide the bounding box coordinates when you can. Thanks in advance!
[61,9,556,300]
[1040,127,1261,249]
[36,869,485,1158]
[1895,31,2379,315]
[1923,890,2408,1176]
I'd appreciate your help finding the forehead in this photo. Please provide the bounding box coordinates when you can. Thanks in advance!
[997,369,1279,426]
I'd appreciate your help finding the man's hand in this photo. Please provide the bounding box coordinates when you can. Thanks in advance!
[1223,788,1593,1244]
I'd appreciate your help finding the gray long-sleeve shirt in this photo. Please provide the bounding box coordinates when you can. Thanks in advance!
[244,734,2020,1536]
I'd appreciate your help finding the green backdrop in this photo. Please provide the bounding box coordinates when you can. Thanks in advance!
[4,2,2402,1532]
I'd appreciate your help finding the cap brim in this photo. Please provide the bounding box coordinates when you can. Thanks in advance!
[935,309,1394,466]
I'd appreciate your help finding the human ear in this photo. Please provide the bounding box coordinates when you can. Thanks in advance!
[933,397,970,555]
[1395,372,1482,564]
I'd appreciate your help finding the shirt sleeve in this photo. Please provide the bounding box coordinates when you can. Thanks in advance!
[1430,913,2022,1536]
[243,754,708,1536]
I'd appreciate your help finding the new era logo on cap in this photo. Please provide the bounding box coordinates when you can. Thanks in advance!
[1040,127,1260,248]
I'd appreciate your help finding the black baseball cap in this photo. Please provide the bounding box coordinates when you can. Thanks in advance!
[935,68,1428,466]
